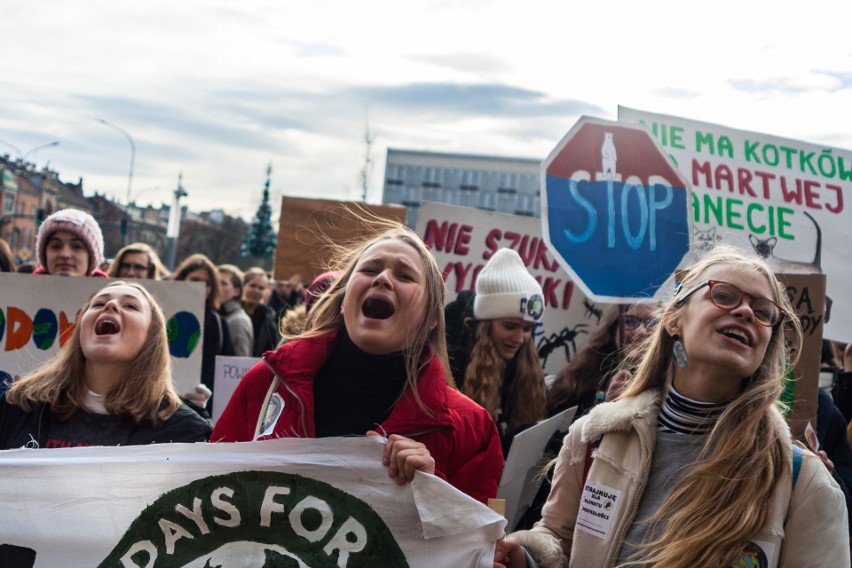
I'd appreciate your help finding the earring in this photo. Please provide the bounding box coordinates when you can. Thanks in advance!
[672,334,688,368]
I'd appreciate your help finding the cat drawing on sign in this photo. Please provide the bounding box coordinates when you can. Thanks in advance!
[748,211,822,274]
[691,225,720,260]
[601,132,617,179]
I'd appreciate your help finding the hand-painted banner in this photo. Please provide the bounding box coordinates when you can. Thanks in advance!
[619,106,852,342]
[0,437,505,567]
[414,201,612,375]
[0,273,204,395]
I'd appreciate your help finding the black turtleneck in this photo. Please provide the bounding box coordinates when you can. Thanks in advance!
[313,330,408,437]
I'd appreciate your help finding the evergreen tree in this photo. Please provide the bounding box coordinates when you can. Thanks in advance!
[241,164,277,259]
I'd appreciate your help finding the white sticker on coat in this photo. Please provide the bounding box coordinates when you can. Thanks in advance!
[576,481,623,540]
[259,393,284,437]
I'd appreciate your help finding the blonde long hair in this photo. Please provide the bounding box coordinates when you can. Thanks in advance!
[5,281,182,424]
[301,217,451,412]
[463,320,546,429]
[620,245,803,567]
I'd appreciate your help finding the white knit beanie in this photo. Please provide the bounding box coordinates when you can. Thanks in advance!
[474,248,545,322]
[36,208,105,275]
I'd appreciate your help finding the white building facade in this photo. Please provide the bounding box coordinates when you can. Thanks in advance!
[382,148,541,227]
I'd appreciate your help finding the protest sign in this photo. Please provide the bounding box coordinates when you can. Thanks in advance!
[0,437,505,568]
[0,273,204,394]
[619,106,852,342]
[497,406,576,530]
[212,355,260,424]
[779,272,825,439]
[274,197,407,283]
[414,201,612,375]
[541,117,691,302]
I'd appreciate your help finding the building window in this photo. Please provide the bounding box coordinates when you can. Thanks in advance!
[422,167,440,188]
[460,169,480,190]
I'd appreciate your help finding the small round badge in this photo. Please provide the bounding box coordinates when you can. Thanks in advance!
[526,294,544,320]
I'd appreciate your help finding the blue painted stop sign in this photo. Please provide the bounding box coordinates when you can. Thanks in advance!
[542,117,690,302]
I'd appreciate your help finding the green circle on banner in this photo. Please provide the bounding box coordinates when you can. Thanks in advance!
[98,470,409,568]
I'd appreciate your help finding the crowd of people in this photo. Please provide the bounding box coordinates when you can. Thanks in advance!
[1,207,851,566]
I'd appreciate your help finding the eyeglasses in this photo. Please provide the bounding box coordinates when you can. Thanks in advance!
[120,262,149,274]
[675,280,786,328]
[621,314,656,330]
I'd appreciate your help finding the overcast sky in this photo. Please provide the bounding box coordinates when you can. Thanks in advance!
[2,0,851,220]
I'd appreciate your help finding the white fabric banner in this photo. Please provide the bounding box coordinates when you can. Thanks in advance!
[0,437,505,568]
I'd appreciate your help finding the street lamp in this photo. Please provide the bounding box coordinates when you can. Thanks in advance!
[97,118,135,245]
[0,139,61,229]
[0,139,60,162]
[22,141,60,162]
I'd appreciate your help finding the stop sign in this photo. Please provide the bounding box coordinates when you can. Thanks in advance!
[542,117,690,302]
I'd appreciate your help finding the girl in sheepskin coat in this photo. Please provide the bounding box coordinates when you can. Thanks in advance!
[495,245,848,568]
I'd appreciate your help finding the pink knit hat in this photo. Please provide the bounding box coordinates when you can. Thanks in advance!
[305,271,341,313]
[36,209,105,275]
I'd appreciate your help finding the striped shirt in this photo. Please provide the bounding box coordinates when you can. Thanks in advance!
[657,387,727,435]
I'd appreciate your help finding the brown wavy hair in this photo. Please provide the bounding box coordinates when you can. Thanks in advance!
[107,242,169,280]
[462,320,546,429]
[172,253,222,312]
[301,212,451,413]
[5,281,182,424]
[547,305,623,414]
[620,244,803,567]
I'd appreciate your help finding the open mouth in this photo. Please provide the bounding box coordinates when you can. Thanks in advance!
[720,328,751,346]
[95,318,121,336]
[362,297,395,320]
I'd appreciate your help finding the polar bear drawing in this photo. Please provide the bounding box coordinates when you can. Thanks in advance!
[601,132,617,179]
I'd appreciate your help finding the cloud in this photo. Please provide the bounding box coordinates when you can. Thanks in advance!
[291,41,346,58]
[409,52,511,74]
[728,77,811,94]
[652,87,703,100]
[349,82,601,119]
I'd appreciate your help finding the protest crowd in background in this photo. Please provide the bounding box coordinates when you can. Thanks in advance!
[1,206,852,567]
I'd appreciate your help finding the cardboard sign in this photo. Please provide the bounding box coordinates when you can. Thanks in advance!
[274,197,407,283]
[414,201,612,375]
[0,438,505,568]
[780,272,825,439]
[620,106,851,342]
[0,273,204,395]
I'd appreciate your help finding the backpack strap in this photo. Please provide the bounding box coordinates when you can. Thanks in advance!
[792,444,804,488]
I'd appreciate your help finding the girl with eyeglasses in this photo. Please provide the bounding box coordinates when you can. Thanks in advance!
[495,245,848,567]
[547,303,656,421]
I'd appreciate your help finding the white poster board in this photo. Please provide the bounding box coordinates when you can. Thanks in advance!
[0,273,205,394]
[497,406,577,530]
[0,437,505,568]
[212,355,260,424]
[619,106,851,341]
[414,201,612,375]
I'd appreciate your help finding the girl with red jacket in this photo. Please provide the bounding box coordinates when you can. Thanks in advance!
[212,220,504,503]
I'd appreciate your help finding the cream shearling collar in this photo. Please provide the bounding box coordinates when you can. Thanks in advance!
[577,387,792,444]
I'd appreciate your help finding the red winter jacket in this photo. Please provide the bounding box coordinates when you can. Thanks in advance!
[212,331,504,503]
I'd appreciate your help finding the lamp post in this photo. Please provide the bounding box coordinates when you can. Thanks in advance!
[0,139,61,231]
[22,141,60,162]
[97,118,135,245]
[0,139,60,162]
